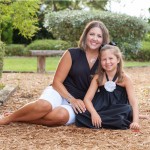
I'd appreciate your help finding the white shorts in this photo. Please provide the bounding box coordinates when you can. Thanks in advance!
[39,86,75,125]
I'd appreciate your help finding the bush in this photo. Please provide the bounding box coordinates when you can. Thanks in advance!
[5,44,25,56]
[44,10,150,56]
[125,41,150,61]
[138,41,150,61]
[25,39,72,55]
[0,41,5,78]
[144,32,150,41]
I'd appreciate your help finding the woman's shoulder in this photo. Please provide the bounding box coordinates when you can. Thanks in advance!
[68,47,84,59]
[68,47,83,53]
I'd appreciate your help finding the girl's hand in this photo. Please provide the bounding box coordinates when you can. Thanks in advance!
[91,112,102,128]
[130,122,140,130]
[70,99,86,114]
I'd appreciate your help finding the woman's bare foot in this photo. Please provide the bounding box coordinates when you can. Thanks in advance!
[0,115,11,125]
[3,112,13,117]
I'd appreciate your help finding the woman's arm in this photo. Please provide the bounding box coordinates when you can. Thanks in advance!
[124,74,140,129]
[84,75,102,128]
[52,50,85,113]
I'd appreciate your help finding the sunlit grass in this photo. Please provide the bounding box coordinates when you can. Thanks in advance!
[3,57,150,72]
[3,56,61,72]
[124,61,150,67]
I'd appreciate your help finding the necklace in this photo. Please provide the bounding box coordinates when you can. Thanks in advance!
[90,58,97,64]
[104,73,118,92]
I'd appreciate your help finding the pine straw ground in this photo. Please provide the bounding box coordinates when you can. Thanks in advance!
[0,67,150,150]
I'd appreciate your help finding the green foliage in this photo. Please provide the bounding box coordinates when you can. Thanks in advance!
[125,41,150,61]
[44,10,150,55]
[138,41,150,61]
[0,0,40,77]
[5,44,25,56]
[141,41,150,50]
[4,40,72,56]
[25,39,72,51]
[1,22,13,44]
[144,32,150,41]
[43,0,108,12]
[85,0,108,10]
[0,0,40,40]
[0,41,5,78]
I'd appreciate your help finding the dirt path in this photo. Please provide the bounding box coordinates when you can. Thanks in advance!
[0,67,150,150]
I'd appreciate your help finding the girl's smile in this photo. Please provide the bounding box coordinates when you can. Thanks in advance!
[101,49,120,72]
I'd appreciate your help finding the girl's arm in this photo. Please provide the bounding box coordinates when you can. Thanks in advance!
[52,50,85,114]
[124,74,140,129]
[84,75,102,128]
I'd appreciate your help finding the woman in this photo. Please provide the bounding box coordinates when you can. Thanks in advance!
[0,20,110,126]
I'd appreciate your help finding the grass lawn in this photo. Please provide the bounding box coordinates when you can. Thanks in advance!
[3,56,150,72]
[125,61,150,67]
[3,57,61,72]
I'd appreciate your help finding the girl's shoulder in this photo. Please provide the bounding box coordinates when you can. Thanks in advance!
[117,72,132,87]
[121,72,133,86]
[122,72,132,81]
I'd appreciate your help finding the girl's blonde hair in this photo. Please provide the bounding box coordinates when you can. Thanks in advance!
[97,44,124,85]
[78,20,110,51]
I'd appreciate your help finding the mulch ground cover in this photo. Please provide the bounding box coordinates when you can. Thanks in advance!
[0,67,150,150]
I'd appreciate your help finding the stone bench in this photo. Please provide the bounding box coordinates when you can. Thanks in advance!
[30,50,64,73]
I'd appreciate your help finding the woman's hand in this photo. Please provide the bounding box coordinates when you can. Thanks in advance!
[70,98,86,114]
[91,112,102,128]
[130,122,140,130]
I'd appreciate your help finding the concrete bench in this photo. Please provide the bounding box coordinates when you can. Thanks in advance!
[30,50,64,73]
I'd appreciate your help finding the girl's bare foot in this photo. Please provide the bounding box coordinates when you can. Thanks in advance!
[139,115,150,120]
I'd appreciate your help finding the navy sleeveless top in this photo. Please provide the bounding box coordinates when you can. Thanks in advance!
[63,48,99,100]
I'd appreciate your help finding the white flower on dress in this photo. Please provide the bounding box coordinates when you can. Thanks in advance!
[104,81,116,92]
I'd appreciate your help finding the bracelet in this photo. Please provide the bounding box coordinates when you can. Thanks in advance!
[66,94,73,103]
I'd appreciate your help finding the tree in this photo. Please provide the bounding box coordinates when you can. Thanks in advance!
[0,0,40,40]
[41,0,110,12]
[0,0,40,78]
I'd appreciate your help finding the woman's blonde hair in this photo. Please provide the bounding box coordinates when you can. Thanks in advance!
[78,20,110,51]
[97,44,124,85]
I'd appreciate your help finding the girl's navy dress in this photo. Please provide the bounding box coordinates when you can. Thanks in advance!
[76,74,133,130]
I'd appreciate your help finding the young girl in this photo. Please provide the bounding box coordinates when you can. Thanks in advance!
[76,44,140,130]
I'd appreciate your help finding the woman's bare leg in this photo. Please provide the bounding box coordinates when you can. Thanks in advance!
[25,107,69,126]
[0,99,52,125]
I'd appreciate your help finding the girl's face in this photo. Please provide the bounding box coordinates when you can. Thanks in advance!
[100,49,120,72]
[86,27,103,51]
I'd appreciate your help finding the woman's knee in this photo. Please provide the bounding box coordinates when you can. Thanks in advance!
[34,99,52,112]
[53,108,69,125]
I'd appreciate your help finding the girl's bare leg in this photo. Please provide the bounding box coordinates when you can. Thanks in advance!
[0,99,52,125]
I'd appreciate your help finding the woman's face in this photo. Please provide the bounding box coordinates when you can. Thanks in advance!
[86,27,103,51]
